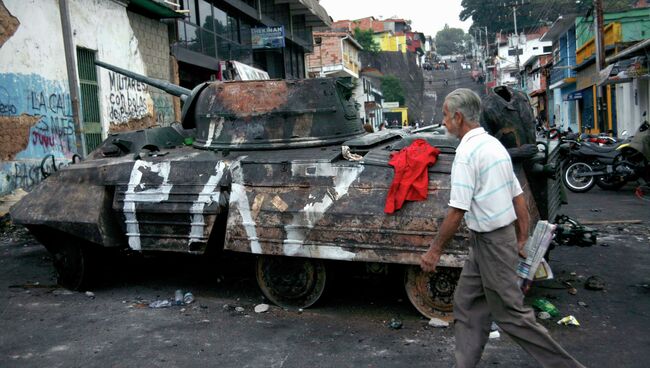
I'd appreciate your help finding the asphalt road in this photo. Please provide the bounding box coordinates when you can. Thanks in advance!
[423,60,484,125]
[1,182,649,368]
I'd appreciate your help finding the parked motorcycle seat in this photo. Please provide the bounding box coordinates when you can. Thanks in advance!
[581,142,621,154]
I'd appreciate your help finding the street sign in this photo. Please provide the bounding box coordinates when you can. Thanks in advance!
[251,26,285,49]
[383,102,399,108]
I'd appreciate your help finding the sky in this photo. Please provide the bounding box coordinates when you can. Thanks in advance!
[318,0,472,37]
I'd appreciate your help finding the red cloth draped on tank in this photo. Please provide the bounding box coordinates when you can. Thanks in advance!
[384,139,440,214]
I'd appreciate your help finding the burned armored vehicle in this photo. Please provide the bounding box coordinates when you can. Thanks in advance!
[11,63,562,318]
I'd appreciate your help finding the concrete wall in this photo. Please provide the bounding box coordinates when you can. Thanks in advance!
[360,51,424,122]
[616,79,650,136]
[126,11,174,127]
[0,0,172,195]
[307,34,343,71]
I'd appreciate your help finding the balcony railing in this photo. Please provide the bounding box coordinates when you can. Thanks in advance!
[550,56,577,86]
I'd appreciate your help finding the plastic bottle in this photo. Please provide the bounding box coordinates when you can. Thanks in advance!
[174,289,183,306]
[532,298,559,317]
[183,292,194,305]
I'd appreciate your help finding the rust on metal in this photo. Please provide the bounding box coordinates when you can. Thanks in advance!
[214,81,289,115]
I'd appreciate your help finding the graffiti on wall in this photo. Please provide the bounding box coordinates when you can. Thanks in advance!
[29,90,75,153]
[0,73,77,195]
[152,94,174,125]
[107,71,152,125]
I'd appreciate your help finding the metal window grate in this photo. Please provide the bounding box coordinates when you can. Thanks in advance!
[76,48,103,154]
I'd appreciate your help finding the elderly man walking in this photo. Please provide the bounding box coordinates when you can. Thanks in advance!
[420,88,585,368]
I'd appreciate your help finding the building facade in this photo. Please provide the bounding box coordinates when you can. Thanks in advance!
[306,31,361,78]
[574,7,650,134]
[541,15,579,132]
[495,30,552,87]
[0,0,179,195]
[522,54,552,121]
[172,0,331,86]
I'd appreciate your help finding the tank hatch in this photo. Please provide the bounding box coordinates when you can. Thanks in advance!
[192,78,365,150]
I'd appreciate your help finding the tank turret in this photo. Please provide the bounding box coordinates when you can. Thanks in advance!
[95,61,365,150]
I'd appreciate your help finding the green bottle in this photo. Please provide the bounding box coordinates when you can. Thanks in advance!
[532,298,560,317]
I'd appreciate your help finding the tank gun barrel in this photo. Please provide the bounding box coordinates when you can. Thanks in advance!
[95,60,191,101]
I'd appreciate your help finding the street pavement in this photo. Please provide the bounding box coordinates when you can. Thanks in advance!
[423,60,484,125]
[0,182,649,367]
[1,63,649,367]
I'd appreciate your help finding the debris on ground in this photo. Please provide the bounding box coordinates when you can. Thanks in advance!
[51,289,74,296]
[174,290,183,305]
[149,300,172,308]
[387,318,403,330]
[428,318,449,328]
[585,276,606,290]
[578,301,588,308]
[235,306,245,313]
[0,189,28,218]
[532,298,559,317]
[183,292,194,304]
[254,304,270,313]
[489,330,500,339]
[537,311,551,320]
[85,291,95,298]
[557,315,580,326]
[568,287,578,295]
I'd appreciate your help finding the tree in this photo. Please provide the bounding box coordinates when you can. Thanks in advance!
[381,75,405,106]
[353,27,380,52]
[461,0,635,38]
[435,24,468,56]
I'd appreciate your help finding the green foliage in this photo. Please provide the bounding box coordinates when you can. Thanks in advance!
[435,24,469,55]
[353,27,381,52]
[380,75,405,106]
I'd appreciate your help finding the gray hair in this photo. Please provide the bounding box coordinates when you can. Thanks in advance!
[445,88,481,126]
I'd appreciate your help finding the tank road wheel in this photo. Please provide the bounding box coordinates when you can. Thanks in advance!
[404,266,461,319]
[49,242,96,291]
[256,256,326,309]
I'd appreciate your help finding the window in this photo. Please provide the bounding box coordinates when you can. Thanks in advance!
[198,0,212,30]
[508,48,523,56]
[543,46,552,53]
[76,47,102,154]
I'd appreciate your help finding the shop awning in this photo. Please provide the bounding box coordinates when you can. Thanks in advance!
[128,0,184,19]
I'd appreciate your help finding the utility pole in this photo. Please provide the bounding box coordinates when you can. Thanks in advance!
[485,26,490,80]
[594,0,606,132]
[594,0,605,71]
[58,0,86,156]
[504,1,529,87]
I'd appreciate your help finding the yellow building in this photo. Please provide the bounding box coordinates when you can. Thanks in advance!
[373,31,407,53]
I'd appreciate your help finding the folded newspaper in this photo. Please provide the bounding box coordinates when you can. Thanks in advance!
[517,220,556,292]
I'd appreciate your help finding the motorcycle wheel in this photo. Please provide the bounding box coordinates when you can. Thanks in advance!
[563,161,596,193]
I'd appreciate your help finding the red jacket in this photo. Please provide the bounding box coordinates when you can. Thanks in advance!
[384,139,440,213]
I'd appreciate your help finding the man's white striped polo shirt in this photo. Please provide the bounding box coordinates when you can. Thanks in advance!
[448,127,523,233]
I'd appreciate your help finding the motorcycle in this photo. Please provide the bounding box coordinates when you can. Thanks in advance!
[615,113,650,191]
[561,113,650,193]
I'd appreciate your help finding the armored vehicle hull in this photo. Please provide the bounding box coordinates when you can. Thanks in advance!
[11,66,560,318]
